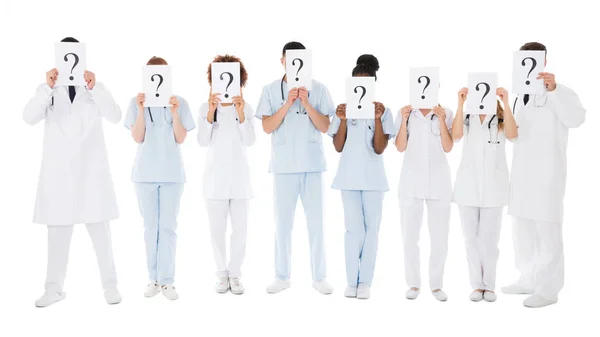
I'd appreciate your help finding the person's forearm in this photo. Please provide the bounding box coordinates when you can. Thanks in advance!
[131,111,146,143]
[262,103,291,134]
[502,102,518,139]
[373,118,388,154]
[452,105,465,141]
[305,104,330,133]
[333,120,348,152]
[172,114,187,144]
[440,120,453,152]
[395,121,408,152]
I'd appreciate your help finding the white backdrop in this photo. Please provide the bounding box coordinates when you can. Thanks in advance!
[0,0,598,336]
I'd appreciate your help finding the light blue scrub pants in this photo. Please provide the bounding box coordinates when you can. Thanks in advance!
[135,183,183,285]
[273,172,326,281]
[341,190,384,287]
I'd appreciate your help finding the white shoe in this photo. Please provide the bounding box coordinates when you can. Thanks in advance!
[470,290,484,302]
[501,283,534,295]
[35,291,66,308]
[229,277,245,295]
[523,294,556,308]
[215,276,230,294]
[161,284,179,300]
[312,279,334,295]
[344,285,357,298]
[104,287,122,305]
[266,278,291,294]
[405,288,420,300]
[483,291,497,302]
[432,290,448,302]
[356,283,370,299]
[144,282,160,298]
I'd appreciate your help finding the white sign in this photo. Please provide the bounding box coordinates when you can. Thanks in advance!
[409,67,439,109]
[55,42,86,86]
[512,50,545,94]
[346,77,375,119]
[285,49,312,90]
[142,65,172,107]
[467,72,498,115]
[211,62,240,103]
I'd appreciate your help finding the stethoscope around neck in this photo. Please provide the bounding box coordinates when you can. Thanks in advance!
[280,74,308,115]
[405,112,439,137]
[146,107,171,124]
[464,114,502,144]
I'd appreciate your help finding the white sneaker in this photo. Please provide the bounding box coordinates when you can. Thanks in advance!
[161,284,179,300]
[356,283,370,299]
[312,279,334,295]
[104,287,122,305]
[432,290,448,302]
[483,291,497,302]
[35,291,66,308]
[229,277,245,295]
[523,294,556,308]
[405,288,420,300]
[470,290,484,302]
[215,276,230,294]
[144,282,160,298]
[266,278,291,294]
[501,283,534,295]
[344,285,357,298]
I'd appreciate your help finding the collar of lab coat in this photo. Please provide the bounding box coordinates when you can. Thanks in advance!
[410,109,433,119]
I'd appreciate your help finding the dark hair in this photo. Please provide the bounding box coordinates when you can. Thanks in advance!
[207,54,248,87]
[520,42,547,55]
[147,56,168,65]
[282,41,306,56]
[61,37,79,43]
[352,54,380,80]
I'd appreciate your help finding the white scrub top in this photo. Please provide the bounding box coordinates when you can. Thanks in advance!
[255,79,335,174]
[453,114,509,208]
[328,108,396,191]
[197,102,255,200]
[396,107,454,200]
[124,96,196,183]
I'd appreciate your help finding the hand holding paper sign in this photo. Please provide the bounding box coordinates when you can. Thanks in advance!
[336,104,347,120]
[136,93,145,111]
[169,96,180,115]
[84,71,95,89]
[298,87,310,109]
[458,88,468,105]
[232,95,246,123]
[374,102,385,119]
[537,72,557,91]
[46,68,58,88]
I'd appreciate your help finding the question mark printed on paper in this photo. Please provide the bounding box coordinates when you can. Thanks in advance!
[220,72,234,98]
[418,76,431,99]
[292,58,304,81]
[151,74,164,97]
[354,85,366,109]
[521,57,537,85]
[475,82,490,110]
[63,53,79,81]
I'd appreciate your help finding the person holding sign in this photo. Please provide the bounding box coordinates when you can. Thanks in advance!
[124,56,196,301]
[451,87,518,303]
[395,88,454,301]
[23,37,122,307]
[503,42,586,308]
[198,55,255,295]
[328,55,395,299]
[256,41,335,295]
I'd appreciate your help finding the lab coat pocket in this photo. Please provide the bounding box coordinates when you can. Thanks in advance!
[307,119,321,144]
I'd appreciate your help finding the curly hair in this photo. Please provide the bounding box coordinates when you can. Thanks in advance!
[207,55,248,87]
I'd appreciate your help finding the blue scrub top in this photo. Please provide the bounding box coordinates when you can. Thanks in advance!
[328,107,395,191]
[124,96,196,183]
[255,79,335,174]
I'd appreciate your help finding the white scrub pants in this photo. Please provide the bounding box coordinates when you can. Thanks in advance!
[135,183,183,285]
[205,199,249,278]
[342,190,383,287]
[459,206,503,291]
[512,217,564,302]
[45,222,117,293]
[273,172,326,281]
[400,198,450,290]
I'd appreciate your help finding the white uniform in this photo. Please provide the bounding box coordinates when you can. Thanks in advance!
[23,83,121,293]
[453,113,509,291]
[396,108,453,290]
[198,102,255,278]
[508,84,585,302]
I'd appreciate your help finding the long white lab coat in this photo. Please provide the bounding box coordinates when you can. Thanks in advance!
[23,83,121,226]
[508,84,585,223]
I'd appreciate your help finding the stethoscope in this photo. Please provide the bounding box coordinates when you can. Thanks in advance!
[349,119,374,130]
[211,106,239,130]
[146,107,171,124]
[405,112,439,137]
[464,114,502,144]
[280,74,308,115]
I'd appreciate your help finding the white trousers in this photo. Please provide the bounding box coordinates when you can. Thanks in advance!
[459,205,503,291]
[400,198,450,290]
[206,199,249,278]
[512,217,564,302]
[45,222,117,293]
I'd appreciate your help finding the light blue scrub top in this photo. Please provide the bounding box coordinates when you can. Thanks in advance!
[328,108,395,191]
[255,79,335,174]
[124,96,196,183]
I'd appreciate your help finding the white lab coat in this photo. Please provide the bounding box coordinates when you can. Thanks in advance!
[23,83,121,226]
[508,84,585,223]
